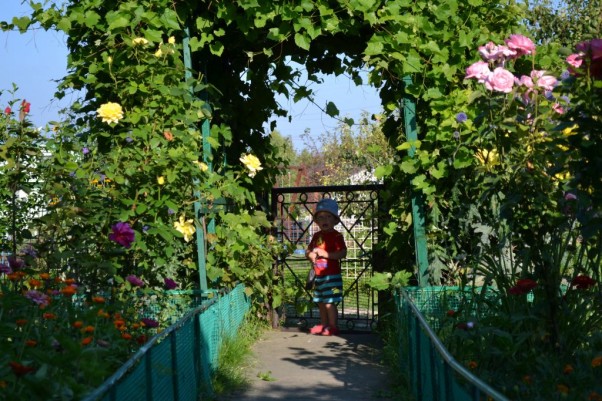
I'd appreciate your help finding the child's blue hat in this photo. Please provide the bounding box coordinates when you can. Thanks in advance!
[314,198,340,221]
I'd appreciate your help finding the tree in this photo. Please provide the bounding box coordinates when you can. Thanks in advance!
[526,0,602,46]
[301,112,395,186]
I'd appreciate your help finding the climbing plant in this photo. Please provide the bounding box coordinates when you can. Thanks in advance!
[3,0,526,282]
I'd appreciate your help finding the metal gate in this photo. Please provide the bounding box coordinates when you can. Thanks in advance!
[271,184,385,331]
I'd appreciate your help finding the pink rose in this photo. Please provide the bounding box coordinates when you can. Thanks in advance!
[505,34,536,57]
[478,42,515,63]
[537,75,557,91]
[552,103,565,114]
[465,61,491,83]
[517,75,533,88]
[530,70,557,91]
[566,53,583,69]
[484,67,515,93]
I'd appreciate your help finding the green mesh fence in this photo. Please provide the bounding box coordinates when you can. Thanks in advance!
[396,287,510,401]
[82,284,250,401]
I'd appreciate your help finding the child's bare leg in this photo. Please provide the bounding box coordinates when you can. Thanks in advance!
[325,303,338,328]
[318,303,328,326]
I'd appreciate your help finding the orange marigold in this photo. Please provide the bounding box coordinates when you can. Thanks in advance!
[72,320,84,329]
[563,364,574,374]
[64,278,76,285]
[42,313,57,320]
[468,361,478,370]
[8,272,25,281]
[114,319,126,328]
[121,333,132,340]
[83,325,95,333]
[29,279,42,288]
[97,309,110,318]
[592,356,602,368]
[81,336,93,346]
[25,339,37,347]
[92,296,105,303]
[39,273,50,280]
[61,285,77,296]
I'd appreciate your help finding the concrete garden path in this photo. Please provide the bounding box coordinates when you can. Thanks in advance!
[222,328,397,401]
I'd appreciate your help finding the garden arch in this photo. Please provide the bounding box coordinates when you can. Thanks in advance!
[11,0,523,306]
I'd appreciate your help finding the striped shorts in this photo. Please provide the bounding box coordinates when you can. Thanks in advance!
[312,274,343,304]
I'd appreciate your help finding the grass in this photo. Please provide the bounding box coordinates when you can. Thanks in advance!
[376,315,415,401]
[210,315,270,399]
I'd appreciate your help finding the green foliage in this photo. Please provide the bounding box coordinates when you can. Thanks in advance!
[206,210,290,318]
[369,271,412,291]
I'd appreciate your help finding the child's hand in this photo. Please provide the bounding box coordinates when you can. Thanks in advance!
[313,248,325,258]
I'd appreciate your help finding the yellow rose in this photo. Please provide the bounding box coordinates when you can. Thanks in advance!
[239,154,263,178]
[193,161,209,172]
[554,171,571,181]
[475,148,499,169]
[132,37,149,46]
[96,102,124,124]
[174,215,196,242]
[168,36,176,44]
[154,48,163,57]
[562,124,579,136]
[556,144,569,152]
[157,176,165,185]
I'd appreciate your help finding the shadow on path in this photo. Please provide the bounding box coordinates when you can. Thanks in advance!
[221,328,396,401]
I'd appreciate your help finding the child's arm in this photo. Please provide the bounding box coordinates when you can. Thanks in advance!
[305,248,318,264]
[313,247,347,260]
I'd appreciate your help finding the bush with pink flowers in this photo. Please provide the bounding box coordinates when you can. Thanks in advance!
[428,35,602,401]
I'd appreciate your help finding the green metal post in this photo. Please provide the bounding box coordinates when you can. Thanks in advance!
[183,26,209,292]
[402,76,429,287]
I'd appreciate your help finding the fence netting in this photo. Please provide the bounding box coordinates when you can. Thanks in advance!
[82,284,250,401]
[396,287,511,401]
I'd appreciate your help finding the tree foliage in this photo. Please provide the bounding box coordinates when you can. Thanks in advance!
[525,0,602,47]
[300,111,395,186]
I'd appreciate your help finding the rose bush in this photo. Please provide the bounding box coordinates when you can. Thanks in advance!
[432,35,602,401]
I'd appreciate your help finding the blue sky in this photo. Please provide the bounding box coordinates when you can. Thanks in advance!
[1,2,382,150]
[0,2,70,127]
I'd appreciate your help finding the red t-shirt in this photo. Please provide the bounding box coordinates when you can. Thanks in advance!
[308,230,346,276]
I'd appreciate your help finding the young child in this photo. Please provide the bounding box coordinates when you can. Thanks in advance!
[305,198,347,336]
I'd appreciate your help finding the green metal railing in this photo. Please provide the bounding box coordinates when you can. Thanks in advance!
[396,287,511,401]
[82,284,250,401]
